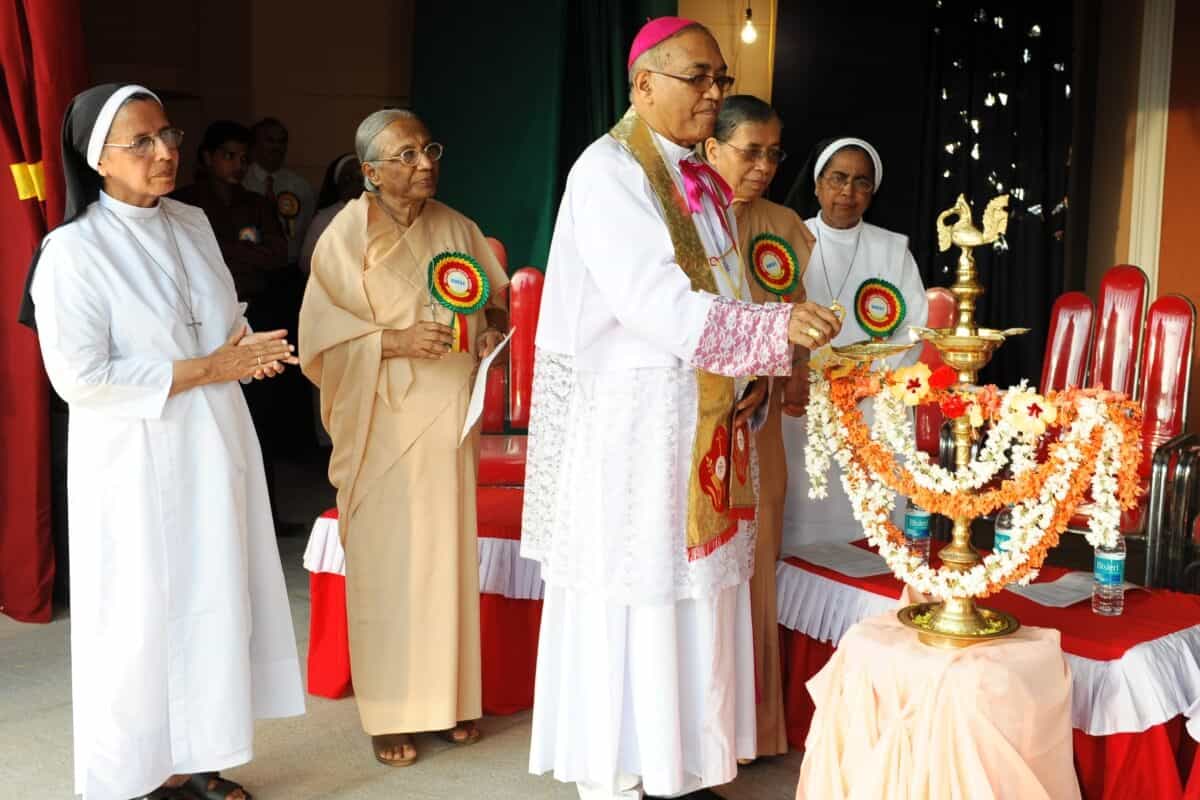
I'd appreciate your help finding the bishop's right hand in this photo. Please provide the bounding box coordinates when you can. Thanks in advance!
[788,302,842,352]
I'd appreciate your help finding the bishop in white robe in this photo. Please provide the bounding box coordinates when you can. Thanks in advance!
[521,20,840,800]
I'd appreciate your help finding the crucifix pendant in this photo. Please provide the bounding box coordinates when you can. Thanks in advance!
[186,317,203,340]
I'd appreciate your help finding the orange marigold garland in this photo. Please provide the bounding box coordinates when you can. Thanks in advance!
[804,360,1144,599]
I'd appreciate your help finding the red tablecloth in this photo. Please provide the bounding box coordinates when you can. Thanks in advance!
[780,543,1200,800]
[785,547,1200,661]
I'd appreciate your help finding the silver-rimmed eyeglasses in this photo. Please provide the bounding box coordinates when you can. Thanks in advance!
[372,142,445,167]
[103,127,185,158]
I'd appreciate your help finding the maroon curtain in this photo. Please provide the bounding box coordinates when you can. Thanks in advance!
[0,0,87,622]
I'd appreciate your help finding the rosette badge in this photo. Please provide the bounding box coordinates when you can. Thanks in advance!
[854,278,907,339]
[748,233,800,300]
[428,251,490,352]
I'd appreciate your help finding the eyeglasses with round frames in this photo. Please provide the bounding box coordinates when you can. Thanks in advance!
[645,70,735,94]
[821,171,875,194]
[103,127,185,158]
[721,140,787,165]
[371,142,445,167]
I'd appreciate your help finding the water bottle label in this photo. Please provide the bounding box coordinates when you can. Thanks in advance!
[1094,552,1126,586]
[994,530,1011,553]
[905,511,931,540]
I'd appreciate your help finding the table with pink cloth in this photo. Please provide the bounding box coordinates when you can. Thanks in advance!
[796,612,1081,799]
[778,544,1200,800]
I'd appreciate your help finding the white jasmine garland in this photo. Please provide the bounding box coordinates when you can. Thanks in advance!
[804,369,1128,599]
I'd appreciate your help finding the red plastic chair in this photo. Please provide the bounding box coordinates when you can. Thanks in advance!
[915,288,956,458]
[1071,294,1196,540]
[1040,292,1095,394]
[1088,265,1148,397]
[477,265,543,487]
[1136,294,1196,475]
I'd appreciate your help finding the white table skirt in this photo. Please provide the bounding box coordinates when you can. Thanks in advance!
[303,515,545,601]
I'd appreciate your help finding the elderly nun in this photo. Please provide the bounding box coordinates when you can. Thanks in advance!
[297,109,509,767]
[781,137,929,552]
[21,83,304,800]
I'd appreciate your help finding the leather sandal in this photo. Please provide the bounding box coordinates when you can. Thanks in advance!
[181,772,252,800]
[373,733,418,767]
[438,721,481,746]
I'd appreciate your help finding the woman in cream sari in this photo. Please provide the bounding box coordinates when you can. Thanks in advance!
[702,94,814,759]
[298,109,508,767]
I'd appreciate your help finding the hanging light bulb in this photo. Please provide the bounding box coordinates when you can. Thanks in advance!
[741,5,758,44]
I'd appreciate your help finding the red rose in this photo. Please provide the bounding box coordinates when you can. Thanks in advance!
[929,365,958,391]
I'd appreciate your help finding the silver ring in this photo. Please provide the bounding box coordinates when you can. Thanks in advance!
[257,356,263,366]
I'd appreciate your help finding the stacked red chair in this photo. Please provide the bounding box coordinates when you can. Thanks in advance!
[476,266,544,714]
[1040,291,1095,394]
[1069,292,1196,542]
[1089,264,1149,397]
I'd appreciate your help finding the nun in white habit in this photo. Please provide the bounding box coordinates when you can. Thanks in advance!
[780,137,929,552]
[20,83,305,800]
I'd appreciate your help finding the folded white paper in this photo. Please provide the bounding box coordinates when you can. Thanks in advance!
[793,541,892,578]
[460,328,515,445]
[1004,570,1139,608]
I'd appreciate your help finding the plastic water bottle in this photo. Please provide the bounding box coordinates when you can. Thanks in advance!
[993,506,1014,554]
[1092,536,1126,616]
[904,499,932,564]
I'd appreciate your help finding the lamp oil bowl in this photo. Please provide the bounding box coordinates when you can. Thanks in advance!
[831,339,916,364]
[909,326,1030,381]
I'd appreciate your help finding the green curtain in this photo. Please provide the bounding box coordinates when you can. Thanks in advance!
[411,1,569,271]
[411,0,675,271]
[556,0,677,199]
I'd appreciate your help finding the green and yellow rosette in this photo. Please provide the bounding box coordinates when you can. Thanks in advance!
[428,251,490,353]
[747,233,800,301]
[854,278,906,339]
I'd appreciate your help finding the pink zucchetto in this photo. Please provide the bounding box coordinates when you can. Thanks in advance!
[627,16,701,69]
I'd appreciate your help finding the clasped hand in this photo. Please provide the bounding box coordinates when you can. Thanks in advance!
[210,325,298,382]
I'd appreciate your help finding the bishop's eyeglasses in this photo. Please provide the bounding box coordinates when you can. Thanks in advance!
[645,70,736,94]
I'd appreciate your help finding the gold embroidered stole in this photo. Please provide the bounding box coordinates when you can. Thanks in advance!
[610,109,755,560]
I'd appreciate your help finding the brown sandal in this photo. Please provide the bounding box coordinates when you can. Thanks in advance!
[180,772,253,800]
[372,733,418,767]
[438,722,481,746]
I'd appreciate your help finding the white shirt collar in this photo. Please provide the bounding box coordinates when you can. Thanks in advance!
[812,212,865,242]
[649,128,697,171]
[99,190,161,219]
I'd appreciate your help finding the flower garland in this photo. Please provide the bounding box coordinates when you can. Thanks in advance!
[805,362,1143,599]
